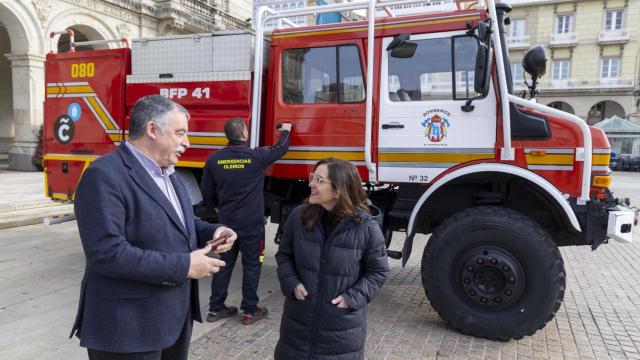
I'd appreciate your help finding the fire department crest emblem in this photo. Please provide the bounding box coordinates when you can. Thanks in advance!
[421,110,451,143]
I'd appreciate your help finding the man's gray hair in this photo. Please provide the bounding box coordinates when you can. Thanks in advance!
[128,95,189,140]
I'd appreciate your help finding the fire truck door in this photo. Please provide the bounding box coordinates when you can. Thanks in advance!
[377,31,497,183]
[270,43,367,179]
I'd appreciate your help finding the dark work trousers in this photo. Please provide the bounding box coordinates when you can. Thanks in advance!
[209,226,264,314]
[87,303,193,360]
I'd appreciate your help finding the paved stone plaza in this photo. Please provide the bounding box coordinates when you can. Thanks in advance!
[190,172,640,360]
[0,172,638,359]
[189,228,640,360]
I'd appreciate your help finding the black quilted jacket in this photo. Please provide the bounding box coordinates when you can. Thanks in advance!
[274,205,390,360]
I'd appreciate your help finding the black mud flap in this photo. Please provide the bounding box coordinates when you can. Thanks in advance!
[401,231,416,267]
[586,201,609,250]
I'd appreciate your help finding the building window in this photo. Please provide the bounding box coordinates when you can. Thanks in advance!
[511,63,524,84]
[282,45,364,104]
[556,14,573,34]
[551,60,570,80]
[605,10,624,31]
[621,138,632,154]
[601,58,620,78]
[510,19,526,39]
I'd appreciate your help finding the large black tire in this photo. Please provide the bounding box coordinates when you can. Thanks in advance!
[422,206,565,340]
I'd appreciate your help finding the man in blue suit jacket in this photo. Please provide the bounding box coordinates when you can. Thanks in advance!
[70,95,237,360]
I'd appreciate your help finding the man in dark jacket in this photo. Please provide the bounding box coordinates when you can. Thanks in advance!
[71,95,237,359]
[201,117,291,325]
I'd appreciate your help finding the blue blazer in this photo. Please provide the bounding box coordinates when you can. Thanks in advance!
[70,143,219,353]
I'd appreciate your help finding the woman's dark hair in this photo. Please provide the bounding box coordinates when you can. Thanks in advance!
[301,158,369,231]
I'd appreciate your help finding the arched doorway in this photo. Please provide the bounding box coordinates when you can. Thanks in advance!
[0,22,13,168]
[547,101,575,115]
[587,100,626,125]
[57,25,107,52]
[0,1,45,171]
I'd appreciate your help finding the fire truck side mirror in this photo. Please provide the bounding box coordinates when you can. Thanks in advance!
[476,21,492,44]
[452,35,490,102]
[387,33,417,59]
[474,44,490,95]
[467,20,492,45]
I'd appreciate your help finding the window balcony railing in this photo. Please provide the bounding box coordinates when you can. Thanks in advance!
[598,29,629,44]
[507,35,530,48]
[215,10,251,30]
[514,78,634,90]
[549,32,577,47]
[156,0,250,31]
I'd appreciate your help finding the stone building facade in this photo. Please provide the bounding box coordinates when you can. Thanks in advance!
[0,0,251,171]
[507,0,640,125]
[253,0,367,32]
[253,0,309,31]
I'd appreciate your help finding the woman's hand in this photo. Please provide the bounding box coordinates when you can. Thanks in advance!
[293,283,308,300]
[331,295,350,309]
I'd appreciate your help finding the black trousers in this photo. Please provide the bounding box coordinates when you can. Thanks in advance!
[209,227,264,314]
[87,309,193,360]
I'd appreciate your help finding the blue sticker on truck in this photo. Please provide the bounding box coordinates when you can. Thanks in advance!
[68,102,81,122]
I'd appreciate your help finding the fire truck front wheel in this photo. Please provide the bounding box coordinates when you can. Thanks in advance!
[421,206,565,340]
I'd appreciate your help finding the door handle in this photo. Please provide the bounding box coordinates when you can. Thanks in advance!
[382,123,405,129]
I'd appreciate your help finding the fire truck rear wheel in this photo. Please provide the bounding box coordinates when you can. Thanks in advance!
[421,206,565,340]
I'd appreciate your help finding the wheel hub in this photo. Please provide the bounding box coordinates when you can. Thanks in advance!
[458,246,526,310]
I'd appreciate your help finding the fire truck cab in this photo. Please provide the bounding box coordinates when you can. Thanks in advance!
[43,0,637,341]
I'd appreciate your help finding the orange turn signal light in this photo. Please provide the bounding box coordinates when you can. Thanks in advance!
[592,175,612,188]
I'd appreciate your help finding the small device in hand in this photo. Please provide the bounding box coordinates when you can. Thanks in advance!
[205,233,229,258]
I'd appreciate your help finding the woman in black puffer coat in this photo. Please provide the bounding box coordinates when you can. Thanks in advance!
[274,158,390,360]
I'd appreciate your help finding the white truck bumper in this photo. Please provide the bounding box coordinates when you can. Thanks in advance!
[607,205,638,243]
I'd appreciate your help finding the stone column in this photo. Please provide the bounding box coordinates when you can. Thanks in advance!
[5,52,45,171]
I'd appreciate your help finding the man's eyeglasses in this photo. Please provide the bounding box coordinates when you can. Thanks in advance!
[309,173,332,185]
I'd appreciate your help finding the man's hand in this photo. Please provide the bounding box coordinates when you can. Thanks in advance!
[331,294,350,309]
[209,226,237,253]
[293,283,308,300]
[279,123,292,132]
[187,244,226,279]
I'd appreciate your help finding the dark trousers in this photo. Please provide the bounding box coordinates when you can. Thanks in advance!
[209,227,264,314]
[87,308,192,360]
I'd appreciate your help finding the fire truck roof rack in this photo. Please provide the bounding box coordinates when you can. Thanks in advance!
[49,29,129,54]
[254,0,591,204]
[70,38,130,52]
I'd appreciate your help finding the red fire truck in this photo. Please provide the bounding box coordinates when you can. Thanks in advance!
[43,0,637,340]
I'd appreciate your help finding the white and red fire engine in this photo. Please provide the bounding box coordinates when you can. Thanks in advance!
[43,0,637,340]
